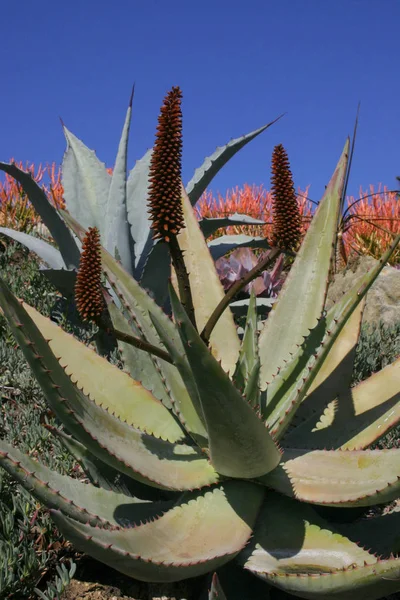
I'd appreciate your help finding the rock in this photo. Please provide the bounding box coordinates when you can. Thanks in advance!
[326,255,400,328]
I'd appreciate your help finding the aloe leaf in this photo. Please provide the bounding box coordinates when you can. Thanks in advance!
[259,140,350,390]
[264,237,400,439]
[208,235,270,261]
[169,284,281,479]
[46,425,173,501]
[288,300,365,434]
[200,214,266,239]
[0,439,171,527]
[62,126,112,234]
[0,280,219,491]
[50,480,264,583]
[240,492,400,600]
[209,573,227,600]
[126,148,153,276]
[338,509,400,557]
[287,357,400,451]
[233,290,259,397]
[186,119,282,205]
[139,239,170,307]
[175,186,240,374]
[149,309,208,444]
[262,448,400,507]
[22,300,185,444]
[61,210,204,436]
[0,162,80,268]
[40,268,77,298]
[0,228,66,269]
[104,100,133,274]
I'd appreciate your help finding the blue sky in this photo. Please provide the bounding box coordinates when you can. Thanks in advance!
[1,0,399,204]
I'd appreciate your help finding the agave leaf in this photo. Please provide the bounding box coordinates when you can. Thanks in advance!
[186,119,282,205]
[61,127,112,235]
[126,148,153,276]
[175,185,240,374]
[46,424,173,501]
[259,140,350,390]
[105,100,133,274]
[0,280,218,491]
[22,300,185,444]
[50,480,264,583]
[262,448,400,507]
[200,214,266,239]
[0,439,171,527]
[208,573,227,600]
[61,209,206,440]
[0,228,66,269]
[286,357,400,451]
[240,492,400,600]
[208,235,270,261]
[264,237,400,439]
[0,162,80,268]
[169,284,281,479]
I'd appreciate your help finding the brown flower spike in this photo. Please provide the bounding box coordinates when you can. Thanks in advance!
[148,86,184,243]
[75,227,105,322]
[270,144,302,251]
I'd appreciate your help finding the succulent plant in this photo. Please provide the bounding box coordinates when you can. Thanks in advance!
[1,89,400,600]
[0,88,280,310]
[216,247,285,298]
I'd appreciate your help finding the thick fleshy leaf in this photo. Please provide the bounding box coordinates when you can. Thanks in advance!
[208,235,270,261]
[126,148,153,276]
[46,425,173,501]
[286,357,400,451]
[286,301,365,438]
[62,126,112,234]
[208,573,227,600]
[186,119,282,205]
[0,280,219,491]
[338,509,400,557]
[61,210,206,441]
[233,290,259,405]
[0,439,170,527]
[139,240,171,307]
[105,101,133,273]
[169,284,281,479]
[22,301,185,443]
[262,448,400,507]
[240,492,400,600]
[200,214,266,239]
[175,186,240,374]
[0,162,80,268]
[0,228,66,269]
[40,268,77,298]
[263,238,400,439]
[50,481,264,582]
[259,140,350,390]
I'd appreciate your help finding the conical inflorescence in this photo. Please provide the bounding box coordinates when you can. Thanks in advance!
[75,226,104,322]
[270,144,302,251]
[148,86,184,243]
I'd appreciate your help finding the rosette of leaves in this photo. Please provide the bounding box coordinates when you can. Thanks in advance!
[0,87,279,309]
[0,92,400,600]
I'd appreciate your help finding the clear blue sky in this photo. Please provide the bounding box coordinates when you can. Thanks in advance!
[1,0,399,204]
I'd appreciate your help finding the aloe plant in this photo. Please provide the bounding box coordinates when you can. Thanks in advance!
[0,88,400,600]
[0,89,280,309]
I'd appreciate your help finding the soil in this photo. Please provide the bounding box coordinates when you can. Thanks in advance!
[60,557,206,600]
